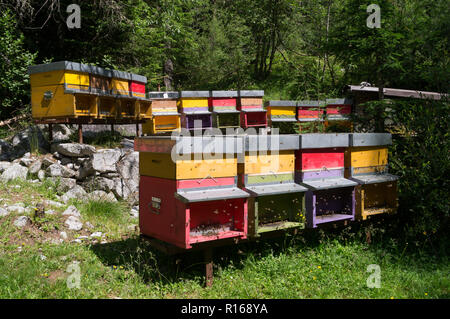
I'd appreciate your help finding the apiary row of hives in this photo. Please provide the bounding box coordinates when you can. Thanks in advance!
[28,61,149,120]
[266,99,353,132]
[134,133,398,249]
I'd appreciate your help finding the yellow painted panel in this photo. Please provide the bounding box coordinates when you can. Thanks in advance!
[142,115,181,134]
[111,78,129,95]
[139,153,237,179]
[31,85,75,118]
[179,98,209,108]
[350,147,388,168]
[30,70,65,87]
[245,151,295,174]
[64,72,90,86]
[269,107,296,116]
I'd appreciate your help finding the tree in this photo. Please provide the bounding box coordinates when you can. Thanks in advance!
[0,9,36,119]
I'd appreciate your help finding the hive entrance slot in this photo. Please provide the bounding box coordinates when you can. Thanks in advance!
[75,95,96,116]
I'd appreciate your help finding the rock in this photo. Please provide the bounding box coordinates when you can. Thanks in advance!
[0,207,9,217]
[7,205,26,214]
[64,216,83,231]
[13,216,30,228]
[84,221,95,229]
[47,163,76,178]
[61,185,88,204]
[88,190,117,202]
[91,149,122,173]
[60,157,72,166]
[62,205,81,217]
[41,156,57,168]
[90,232,102,238]
[0,161,12,173]
[0,139,12,161]
[121,138,134,149]
[0,163,28,182]
[130,208,138,218]
[60,231,68,240]
[28,160,42,175]
[52,124,73,142]
[40,254,47,261]
[11,126,49,158]
[44,199,64,208]
[54,143,96,157]
[53,177,77,193]
[37,170,46,181]
[77,160,95,180]
[116,151,139,201]
[44,209,56,215]
[20,157,34,167]
[84,176,115,193]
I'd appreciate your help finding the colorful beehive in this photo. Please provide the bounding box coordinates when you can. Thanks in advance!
[296,134,358,228]
[209,91,241,129]
[237,90,268,129]
[296,100,326,133]
[142,92,181,134]
[28,61,96,118]
[135,136,249,249]
[178,91,212,131]
[89,66,112,95]
[240,135,308,236]
[324,98,352,131]
[130,74,147,99]
[345,133,398,220]
[265,100,298,124]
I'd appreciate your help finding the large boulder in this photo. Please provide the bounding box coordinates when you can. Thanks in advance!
[0,161,12,173]
[116,151,139,202]
[91,149,122,173]
[28,159,42,175]
[0,163,28,182]
[61,185,88,203]
[53,177,77,193]
[53,143,96,157]
[10,126,49,158]
[52,124,73,142]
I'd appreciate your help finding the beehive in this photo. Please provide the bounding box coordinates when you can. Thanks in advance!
[130,74,147,99]
[89,66,112,95]
[142,91,181,134]
[240,135,307,236]
[325,98,352,120]
[345,133,398,220]
[178,91,212,130]
[237,90,267,129]
[209,91,241,129]
[135,136,249,249]
[110,70,131,97]
[266,101,298,123]
[28,61,96,118]
[296,134,357,228]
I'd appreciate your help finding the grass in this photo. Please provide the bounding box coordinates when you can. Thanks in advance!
[0,179,448,299]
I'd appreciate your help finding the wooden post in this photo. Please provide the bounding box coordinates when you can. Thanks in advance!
[204,248,213,287]
[48,123,53,142]
[110,124,114,134]
[78,124,83,144]
[136,122,140,137]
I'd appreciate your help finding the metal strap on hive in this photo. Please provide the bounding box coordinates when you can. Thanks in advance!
[211,91,239,98]
[179,91,210,98]
[238,90,264,98]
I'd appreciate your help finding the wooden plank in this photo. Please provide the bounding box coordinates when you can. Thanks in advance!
[350,146,388,168]
[245,151,295,174]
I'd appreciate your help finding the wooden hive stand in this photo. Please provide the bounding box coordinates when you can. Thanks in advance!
[345,133,399,220]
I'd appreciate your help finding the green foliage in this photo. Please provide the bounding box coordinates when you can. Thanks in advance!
[352,98,450,244]
[0,9,36,118]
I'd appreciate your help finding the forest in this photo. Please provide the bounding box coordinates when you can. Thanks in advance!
[0,0,448,120]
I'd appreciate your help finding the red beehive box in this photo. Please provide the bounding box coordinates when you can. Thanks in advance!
[325,98,352,119]
[135,136,249,249]
[130,74,147,99]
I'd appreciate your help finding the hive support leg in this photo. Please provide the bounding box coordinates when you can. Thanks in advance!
[48,124,53,143]
[78,124,83,144]
[136,122,140,137]
[110,124,114,134]
[204,248,214,287]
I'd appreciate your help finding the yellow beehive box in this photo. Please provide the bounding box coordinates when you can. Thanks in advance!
[177,91,210,113]
[28,61,95,118]
[111,70,131,96]
[243,151,295,175]
[142,115,181,134]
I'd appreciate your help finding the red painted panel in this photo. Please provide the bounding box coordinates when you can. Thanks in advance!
[177,177,236,190]
[139,176,188,249]
[130,81,146,93]
[326,105,351,115]
[209,98,237,107]
[241,105,263,110]
[297,107,324,118]
[295,148,345,171]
